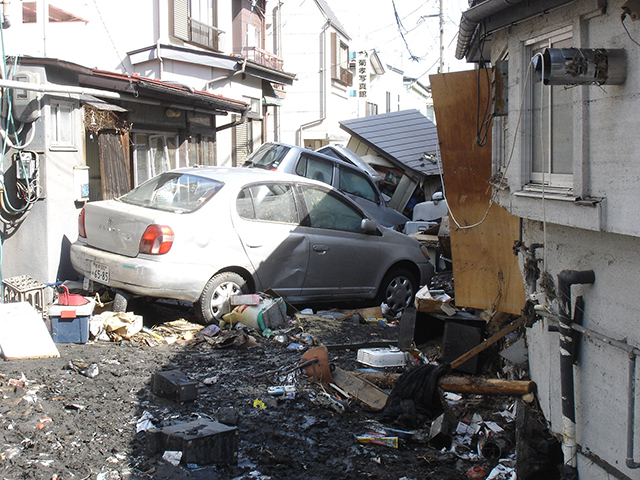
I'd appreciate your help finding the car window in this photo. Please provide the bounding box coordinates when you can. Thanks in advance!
[300,186,364,233]
[244,143,290,170]
[295,154,334,185]
[338,166,378,202]
[119,172,223,213]
[236,183,298,224]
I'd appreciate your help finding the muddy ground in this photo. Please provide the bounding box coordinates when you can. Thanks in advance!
[0,297,558,480]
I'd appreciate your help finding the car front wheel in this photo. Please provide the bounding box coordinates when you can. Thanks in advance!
[194,272,249,324]
[377,268,417,313]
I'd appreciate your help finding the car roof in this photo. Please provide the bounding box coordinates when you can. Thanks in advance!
[259,142,365,172]
[170,165,333,188]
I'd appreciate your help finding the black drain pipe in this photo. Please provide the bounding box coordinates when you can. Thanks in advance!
[557,269,595,479]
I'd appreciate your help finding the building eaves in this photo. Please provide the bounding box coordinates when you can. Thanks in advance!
[456,0,577,62]
[81,70,249,115]
[314,0,351,40]
[339,109,440,178]
[243,59,297,86]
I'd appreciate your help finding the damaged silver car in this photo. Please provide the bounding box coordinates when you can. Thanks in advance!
[70,168,434,324]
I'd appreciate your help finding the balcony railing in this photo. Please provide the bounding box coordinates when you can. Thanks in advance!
[189,18,220,51]
[240,46,284,72]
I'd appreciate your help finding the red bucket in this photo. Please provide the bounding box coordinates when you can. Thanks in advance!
[58,285,89,306]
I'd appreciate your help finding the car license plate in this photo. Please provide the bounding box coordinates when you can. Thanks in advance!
[90,262,110,284]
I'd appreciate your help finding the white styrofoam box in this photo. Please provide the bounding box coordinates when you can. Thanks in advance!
[357,347,407,367]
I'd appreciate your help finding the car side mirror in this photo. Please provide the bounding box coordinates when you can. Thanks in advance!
[361,218,378,234]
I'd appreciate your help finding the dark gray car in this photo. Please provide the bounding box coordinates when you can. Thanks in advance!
[243,142,409,228]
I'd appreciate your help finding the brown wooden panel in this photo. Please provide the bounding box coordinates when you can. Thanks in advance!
[430,70,525,315]
[98,132,131,199]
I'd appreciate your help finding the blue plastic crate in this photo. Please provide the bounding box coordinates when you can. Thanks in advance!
[48,298,94,344]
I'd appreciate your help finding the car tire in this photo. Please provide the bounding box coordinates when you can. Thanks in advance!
[195,272,249,324]
[113,290,129,313]
[376,268,417,314]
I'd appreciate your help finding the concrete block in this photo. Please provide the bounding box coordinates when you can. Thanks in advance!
[146,419,238,465]
[152,369,198,403]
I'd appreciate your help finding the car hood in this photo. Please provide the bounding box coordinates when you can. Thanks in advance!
[350,196,409,228]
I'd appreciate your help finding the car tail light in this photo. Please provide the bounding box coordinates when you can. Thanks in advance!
[78,208,86,238]
[139,225,174,255]
[420,245,431,260]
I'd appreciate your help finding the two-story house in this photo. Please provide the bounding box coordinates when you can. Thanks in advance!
[442,0,640,478]
[271,0,353,149]
[0,0,295,284]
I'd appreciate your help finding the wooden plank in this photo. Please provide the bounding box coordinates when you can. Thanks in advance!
[430,70,525,315]
[0,302,60,360]
[331,366,388,410]
[99,132,131,200]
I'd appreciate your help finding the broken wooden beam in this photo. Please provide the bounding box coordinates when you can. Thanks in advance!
[450,316,526,370]
[438,376,536,396]
[353,371,536,397]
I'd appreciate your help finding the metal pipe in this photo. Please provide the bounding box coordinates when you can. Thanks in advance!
[550,319,640,471]
[0,79,123,99]
[557,269,595,478]
[627,354,640,469]
[455,0,527,60]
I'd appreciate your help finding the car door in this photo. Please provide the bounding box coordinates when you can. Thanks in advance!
[296,183,381,298]
[337,165,409,228]
[232,182,308,296]
[294,153,334,185]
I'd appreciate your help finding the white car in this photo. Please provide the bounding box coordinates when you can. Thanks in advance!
[70,167,434,324]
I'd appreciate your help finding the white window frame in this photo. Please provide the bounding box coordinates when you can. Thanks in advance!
[50,100,76,150]
[524,26,574,191]
[132,132,180,186]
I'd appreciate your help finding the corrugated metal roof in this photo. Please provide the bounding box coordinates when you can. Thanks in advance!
[339,109,440,177]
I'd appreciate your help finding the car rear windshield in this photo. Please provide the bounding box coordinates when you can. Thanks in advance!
[243,143,290,170]
[118,172,223,213]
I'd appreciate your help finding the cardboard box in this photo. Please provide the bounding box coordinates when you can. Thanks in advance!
[414,285,452,313]
[48,297,95,344]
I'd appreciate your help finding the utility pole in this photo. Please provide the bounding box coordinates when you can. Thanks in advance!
[439,0,444,73]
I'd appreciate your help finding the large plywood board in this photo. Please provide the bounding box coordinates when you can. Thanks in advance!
[0,302,60,359]
[430,70,525,315]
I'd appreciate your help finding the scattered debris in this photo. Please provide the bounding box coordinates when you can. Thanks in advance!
[0,282,551,479]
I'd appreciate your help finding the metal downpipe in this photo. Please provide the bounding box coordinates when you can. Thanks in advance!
[627,354,640,469]
[557,269,595,479]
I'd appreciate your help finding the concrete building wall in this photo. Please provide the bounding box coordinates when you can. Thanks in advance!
[484,1,640,476]
[1,66,85,283]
